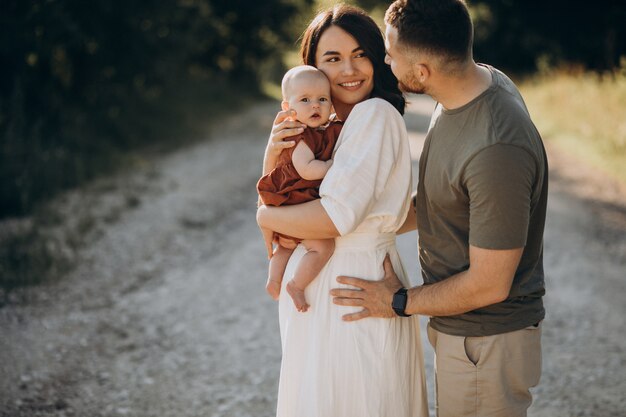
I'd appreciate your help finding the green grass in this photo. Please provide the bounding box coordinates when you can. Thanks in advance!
[519,67,626,184]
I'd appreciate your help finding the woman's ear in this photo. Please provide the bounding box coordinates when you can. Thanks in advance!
[281,101,290,111]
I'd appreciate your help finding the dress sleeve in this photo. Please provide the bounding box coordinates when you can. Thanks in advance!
[465,143,536,249]
[319,99,406,235]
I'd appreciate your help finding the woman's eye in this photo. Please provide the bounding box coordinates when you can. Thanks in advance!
[327,57,339,63]
[355,52,366,58]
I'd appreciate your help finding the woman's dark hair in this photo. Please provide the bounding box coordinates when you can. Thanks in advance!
[300,4,406,115]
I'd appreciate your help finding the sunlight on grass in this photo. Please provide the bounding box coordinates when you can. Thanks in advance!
[520,67,626,184]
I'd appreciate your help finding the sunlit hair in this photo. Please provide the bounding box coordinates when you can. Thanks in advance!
[300,4,405,115]
[385,0,473,73]
[281,65,330,100]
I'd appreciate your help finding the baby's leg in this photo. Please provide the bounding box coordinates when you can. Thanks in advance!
[287,238,335,312]
[266,245,294,300]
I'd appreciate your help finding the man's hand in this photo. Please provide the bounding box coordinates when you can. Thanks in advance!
[330,254,404,321]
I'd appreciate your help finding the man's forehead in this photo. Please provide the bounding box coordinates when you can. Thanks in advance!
[384,24,398,46]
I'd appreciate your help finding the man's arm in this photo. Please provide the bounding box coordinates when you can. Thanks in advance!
[330,245,522,321]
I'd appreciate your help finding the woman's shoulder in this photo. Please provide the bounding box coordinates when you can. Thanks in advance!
[339,98,407,148]
[349,98,403,124]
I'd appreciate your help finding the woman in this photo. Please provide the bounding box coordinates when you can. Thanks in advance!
[257,5,428,416]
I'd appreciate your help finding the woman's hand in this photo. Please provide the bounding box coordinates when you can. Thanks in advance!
[257,205,274,258]
[260,226,275,259]
[268,109,306,156]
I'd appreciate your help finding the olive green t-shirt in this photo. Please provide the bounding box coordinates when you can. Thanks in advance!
[416,65,548,337]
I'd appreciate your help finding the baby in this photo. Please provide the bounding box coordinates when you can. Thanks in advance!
[257,65,342,312]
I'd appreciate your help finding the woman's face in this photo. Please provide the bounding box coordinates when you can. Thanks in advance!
[314,25,374,111]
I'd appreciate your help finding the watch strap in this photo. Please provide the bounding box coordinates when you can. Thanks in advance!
[392,287,411,317]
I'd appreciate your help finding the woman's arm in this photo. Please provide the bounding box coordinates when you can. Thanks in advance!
[258,109,307,207]
[263,109,307,175]
[257,200,340,240]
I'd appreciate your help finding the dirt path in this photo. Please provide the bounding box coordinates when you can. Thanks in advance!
[1,98,625,417]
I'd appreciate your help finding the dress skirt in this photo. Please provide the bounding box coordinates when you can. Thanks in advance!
[276,232,428,417]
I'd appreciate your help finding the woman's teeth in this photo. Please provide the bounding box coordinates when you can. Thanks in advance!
[340,81,362,87]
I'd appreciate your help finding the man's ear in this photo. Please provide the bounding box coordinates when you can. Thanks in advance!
[281,101,290,111]
[416,63,430,83]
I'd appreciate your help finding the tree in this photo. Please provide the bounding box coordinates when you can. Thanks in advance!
[0,0,312,217]
[470,0,626,72]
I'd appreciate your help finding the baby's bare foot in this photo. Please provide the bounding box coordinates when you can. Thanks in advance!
[286,280,309,312]
[266,278,281,300]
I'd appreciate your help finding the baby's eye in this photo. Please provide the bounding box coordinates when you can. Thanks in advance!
[320,97,329,102]
[300,98,310,103]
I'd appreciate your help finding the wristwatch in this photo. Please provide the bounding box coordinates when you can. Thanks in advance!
[392,288,411,317]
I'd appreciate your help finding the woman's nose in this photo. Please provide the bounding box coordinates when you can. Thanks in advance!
[341,59,356,75]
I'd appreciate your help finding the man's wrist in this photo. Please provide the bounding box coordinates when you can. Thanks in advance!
[392,287,411,317]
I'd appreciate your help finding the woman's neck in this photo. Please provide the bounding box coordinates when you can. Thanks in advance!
[332,101,355,122]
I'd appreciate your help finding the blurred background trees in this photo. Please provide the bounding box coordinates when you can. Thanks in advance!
[1,0,312,218]
[1,0,625,219]
[470,0,626,73]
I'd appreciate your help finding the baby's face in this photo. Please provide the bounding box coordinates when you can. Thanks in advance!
[284,76,332,128]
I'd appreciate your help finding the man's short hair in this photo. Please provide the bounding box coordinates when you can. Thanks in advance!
[385,0,473,70]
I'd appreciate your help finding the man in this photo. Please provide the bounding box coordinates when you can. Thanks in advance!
[330,1,548,416]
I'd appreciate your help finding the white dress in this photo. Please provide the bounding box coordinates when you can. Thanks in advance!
[276,98,429,417]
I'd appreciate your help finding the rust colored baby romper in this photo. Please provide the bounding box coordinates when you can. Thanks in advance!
[257,121,343,212]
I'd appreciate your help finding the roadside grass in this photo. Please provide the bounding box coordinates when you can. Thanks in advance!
[519,67,626,184]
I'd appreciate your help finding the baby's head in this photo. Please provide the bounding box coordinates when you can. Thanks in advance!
[281,65,332,128]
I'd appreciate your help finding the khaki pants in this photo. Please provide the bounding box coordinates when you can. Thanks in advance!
[427,322,542,417]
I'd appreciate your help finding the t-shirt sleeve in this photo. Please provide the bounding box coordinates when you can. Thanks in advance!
[465,144,536,249]
[319,99,405,235]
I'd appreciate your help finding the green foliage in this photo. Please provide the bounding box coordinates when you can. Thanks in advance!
[0,0,312,218]
[329,1,626,73]
[469,0,626,73]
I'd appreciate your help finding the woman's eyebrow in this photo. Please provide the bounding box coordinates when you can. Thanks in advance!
[322,47,364,56]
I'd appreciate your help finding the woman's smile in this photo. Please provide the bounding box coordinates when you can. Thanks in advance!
[338,80,365,90]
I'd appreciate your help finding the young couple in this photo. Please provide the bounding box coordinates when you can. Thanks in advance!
[256,1,548,416]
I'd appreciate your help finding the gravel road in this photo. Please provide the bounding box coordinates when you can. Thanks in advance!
[1,97,625,417]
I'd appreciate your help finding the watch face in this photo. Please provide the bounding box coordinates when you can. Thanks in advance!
[392,291,407,310]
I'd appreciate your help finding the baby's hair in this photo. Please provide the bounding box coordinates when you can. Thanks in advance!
[281,65,330,100]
